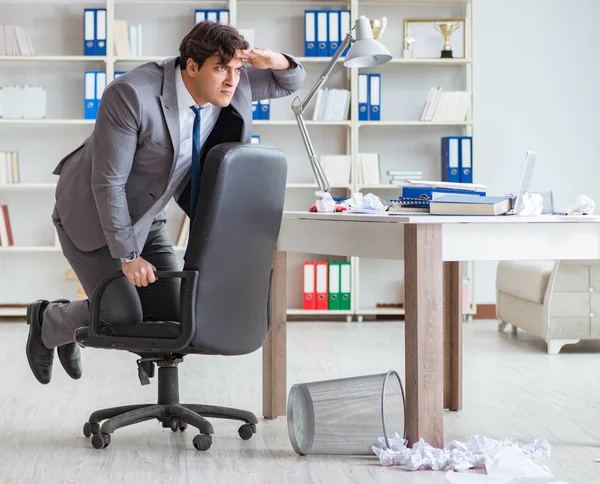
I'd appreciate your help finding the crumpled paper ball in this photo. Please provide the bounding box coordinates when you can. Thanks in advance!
[515,192,543,216]
[568,194,595,215]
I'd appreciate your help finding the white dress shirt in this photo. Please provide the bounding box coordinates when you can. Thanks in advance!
[131,65,222,253]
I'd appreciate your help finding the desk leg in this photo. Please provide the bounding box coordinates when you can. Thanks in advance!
[263,250,287,419]
[443,261,463,411]
[404,224,444,448]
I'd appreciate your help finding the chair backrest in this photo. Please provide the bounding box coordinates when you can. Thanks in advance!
[182,142,287,355]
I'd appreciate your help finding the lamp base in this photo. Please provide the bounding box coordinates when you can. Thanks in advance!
[441,50,453,58]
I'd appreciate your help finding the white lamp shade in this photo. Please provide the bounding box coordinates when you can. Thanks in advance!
[343,17,392,68]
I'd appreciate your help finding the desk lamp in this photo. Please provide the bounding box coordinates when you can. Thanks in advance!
[291,16,392,193]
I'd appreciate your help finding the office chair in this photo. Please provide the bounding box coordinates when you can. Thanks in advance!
[75,142,287,451]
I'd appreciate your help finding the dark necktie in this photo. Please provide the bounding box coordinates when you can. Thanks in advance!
[190,105,203,224]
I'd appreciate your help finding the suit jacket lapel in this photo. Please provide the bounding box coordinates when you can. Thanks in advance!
[159,57,181,178]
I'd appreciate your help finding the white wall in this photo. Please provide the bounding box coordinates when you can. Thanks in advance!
[473,0,600,303]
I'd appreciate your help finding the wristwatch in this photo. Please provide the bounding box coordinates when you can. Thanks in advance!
[120,251,139,263]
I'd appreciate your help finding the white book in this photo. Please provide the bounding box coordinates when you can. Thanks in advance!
[129,25,138,57]
[420,86,436,121]
[0,152,7,184]
[321,154,351,186]
[113,20,130,57]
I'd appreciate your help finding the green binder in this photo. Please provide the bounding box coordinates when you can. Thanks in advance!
[339,261,351,310]
[328,261,340,310]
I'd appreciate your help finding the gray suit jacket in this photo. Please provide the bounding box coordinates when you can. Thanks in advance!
[53,55,305,259]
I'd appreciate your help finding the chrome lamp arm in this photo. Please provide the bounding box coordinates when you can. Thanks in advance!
[291,32,355,193]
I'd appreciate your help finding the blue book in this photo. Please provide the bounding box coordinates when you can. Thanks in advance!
[429,194,511,216]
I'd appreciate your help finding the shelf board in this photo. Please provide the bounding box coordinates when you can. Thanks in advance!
[287,309,352,315]
[358,308,405,315]
[358,121,472,127]
[0,307,26,317]
[387,58,471,65]
[0,183,57,189]
[0,55,107,62]
[0,246,61,252]
[0,119,94,126]
[252,120,350,126]
[115,56,171,63]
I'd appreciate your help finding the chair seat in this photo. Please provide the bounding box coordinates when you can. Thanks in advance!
[496,260,555,304]
[76,321,181,345]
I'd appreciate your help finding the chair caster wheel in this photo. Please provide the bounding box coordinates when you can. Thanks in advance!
[193,434,212,451]
[170,419,188,432]
[83,422,100,438]
[238,423,256,440]
[91,433,111,449]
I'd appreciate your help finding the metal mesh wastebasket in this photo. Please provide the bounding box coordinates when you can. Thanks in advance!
[287,370,405,455]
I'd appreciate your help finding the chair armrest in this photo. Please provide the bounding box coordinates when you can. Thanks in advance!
[88,270,199,353]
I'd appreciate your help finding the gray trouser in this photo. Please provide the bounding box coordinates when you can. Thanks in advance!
[42,211,180,348]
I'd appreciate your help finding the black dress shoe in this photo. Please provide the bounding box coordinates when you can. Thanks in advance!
[57,342,82,380]
[48,299,83,380]
[26,300,53,385]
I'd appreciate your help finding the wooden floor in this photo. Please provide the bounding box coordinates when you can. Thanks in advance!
[0,319,598,483]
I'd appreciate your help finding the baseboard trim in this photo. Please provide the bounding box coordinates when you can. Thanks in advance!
[474,304,496,320]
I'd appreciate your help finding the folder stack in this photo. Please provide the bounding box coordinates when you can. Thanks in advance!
[251,100,270,120]
[83,8,106,55]
[303,261,351,311]
[304,10,351,57]
[441,136,473,183]
[194,10,229,25]
[358,73,381,121]
[0,152,19,184]
[84,71,106,120]
[0,25,35,55]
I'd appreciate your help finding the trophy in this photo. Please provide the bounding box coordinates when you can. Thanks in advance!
[369,16,387,39]
[433,22,460,58]
[403,34,415,58]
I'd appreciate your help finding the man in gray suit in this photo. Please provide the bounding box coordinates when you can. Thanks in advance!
[26,21,305,384]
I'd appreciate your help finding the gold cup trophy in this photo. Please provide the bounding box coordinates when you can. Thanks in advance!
[369,17,387,39]
[433,22,460,58]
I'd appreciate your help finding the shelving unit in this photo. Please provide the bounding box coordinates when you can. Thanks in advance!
[0,0,475,321]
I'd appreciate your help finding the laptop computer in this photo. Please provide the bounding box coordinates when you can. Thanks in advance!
[511,151,537,214]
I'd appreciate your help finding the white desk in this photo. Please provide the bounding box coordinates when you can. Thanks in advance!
[262,212,600,448]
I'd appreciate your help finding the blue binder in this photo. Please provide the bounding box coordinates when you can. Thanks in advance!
[251,101,259,120]
[84,71,97,119]
[95,8,106,55]
[316,11,328,57]
[258,99,270,120]
[340,10,351,56]
[441,136,460,183]
[327,11,340,57]
[304,11,317,56]
[251,135,260,144]
[460,136,473,183]
[368,73,381,121]
[358,74,369,121]
[218,9,229,25]
[83,9,95,55]
[194,10,206,24]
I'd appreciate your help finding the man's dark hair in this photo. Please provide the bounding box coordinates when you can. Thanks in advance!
[179,21,249,70]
